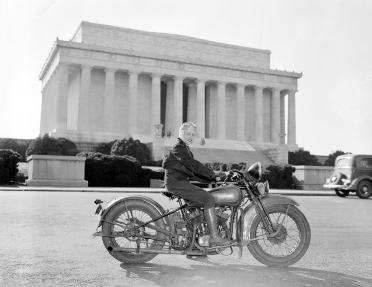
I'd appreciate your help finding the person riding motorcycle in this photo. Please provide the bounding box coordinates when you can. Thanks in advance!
[162,122,232,247]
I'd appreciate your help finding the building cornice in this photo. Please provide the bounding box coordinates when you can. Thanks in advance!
[39,39,302,80]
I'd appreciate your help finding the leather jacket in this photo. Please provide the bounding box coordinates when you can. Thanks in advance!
[162,138,215,185]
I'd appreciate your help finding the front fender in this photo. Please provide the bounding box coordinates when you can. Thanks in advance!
[241,195,300,242]
[98,195,171,228]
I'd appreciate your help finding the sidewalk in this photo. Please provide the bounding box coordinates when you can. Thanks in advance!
[0,185,335,196]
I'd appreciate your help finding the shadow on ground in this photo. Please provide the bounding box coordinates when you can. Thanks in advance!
[120,256,372,287]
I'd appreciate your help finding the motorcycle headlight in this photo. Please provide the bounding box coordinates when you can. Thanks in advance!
[264,181,269,194]
[256,182,266,195]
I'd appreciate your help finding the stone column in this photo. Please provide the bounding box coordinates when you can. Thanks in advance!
[216,81,226,139]
[78,65,92,131]
[40,81,49,135]
[280,92,286,144]
[236,84,245,140]
[287,90,297,146]
[187,82,197,123]
[172,76,184,137]
[128,71,139,135]
[271,88,281,144]
[254,86,264,143]
[164,80,174,136]
[151,74,162,137]
[196,79,206,138]
[104,68,116,131]
[55,63,69,131]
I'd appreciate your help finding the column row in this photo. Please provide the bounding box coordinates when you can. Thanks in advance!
[51,64,297,146]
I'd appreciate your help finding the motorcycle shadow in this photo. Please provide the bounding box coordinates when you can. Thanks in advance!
[119,255,372,287]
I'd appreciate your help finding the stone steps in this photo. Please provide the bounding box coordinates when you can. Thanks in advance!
[188,148,274,166]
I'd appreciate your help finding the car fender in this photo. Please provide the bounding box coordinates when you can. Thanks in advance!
[350,175,372,190]
[98,195,171,228]
[240,195,300,242]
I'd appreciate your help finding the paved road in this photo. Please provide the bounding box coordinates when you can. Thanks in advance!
[0,191,371,287]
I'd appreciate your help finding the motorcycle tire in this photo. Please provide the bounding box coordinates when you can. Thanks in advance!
[248,204,311,267]
[102,199,166,264]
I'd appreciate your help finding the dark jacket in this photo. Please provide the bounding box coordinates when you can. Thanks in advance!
[162,138,215,185]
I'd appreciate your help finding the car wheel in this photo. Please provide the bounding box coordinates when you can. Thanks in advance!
[356,180,372,199]
[335,189,349,197]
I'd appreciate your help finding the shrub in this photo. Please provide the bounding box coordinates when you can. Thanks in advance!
[93,140,117,155]
[0,149,22,184]
[111,138,151,165]
[204,162,223,171]
[56,138,79,156]
[77,152,144,187]
[0,138,31,162]
[261,165,296,189]
[288,150,322,166]
[132,167,165,187]
[26,134,62,157]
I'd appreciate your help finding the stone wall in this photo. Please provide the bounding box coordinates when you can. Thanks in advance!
[293,165,334,190]
[27,155,88,187]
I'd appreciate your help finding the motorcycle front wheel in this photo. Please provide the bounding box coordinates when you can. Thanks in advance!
[102,199,166,264]
[248,204,311,267]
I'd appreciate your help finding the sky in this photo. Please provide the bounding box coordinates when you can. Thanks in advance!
[0,0,371,156]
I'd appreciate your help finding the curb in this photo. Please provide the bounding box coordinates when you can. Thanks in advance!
[0,186,335,196]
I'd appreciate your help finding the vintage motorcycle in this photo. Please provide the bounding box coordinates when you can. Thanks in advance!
[93,162,311,267]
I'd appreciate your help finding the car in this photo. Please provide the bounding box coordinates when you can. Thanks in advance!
[324,154,372,199]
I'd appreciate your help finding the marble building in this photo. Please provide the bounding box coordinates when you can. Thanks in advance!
[39,22,301,165]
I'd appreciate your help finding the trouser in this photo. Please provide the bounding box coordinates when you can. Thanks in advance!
[165,181,215,209]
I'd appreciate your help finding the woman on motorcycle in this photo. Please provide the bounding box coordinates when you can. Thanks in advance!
[162,122,232,247]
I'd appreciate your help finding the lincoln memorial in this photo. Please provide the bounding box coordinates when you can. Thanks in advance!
[39,22,301,165]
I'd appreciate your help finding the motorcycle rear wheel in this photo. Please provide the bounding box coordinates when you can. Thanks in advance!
[102,199,166,264]
[248,205,311,267]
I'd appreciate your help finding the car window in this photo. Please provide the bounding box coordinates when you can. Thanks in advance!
[336,158,350,166]
[359,158,372,168]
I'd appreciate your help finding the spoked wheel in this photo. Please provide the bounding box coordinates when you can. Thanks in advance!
[335,189,350,197]
[248,205,311,267]
[102,200,166,264]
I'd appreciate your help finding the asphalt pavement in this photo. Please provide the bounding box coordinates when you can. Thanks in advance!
[0,190,371,287]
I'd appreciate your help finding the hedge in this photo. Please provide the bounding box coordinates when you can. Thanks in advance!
[77,152,164,187]
[0,149,22,184]
[261,165,296,189]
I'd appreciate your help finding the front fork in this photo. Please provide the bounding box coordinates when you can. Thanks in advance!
[252,197,291,238]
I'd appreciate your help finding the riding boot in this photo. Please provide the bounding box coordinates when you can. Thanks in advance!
[204,208,232,246]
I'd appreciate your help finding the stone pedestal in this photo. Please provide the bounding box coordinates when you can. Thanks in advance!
[26,155,88,187]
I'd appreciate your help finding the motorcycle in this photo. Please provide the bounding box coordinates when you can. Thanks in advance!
[92,162,311,267]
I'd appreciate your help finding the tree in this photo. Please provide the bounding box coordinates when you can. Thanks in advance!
[324,150,350,166]
[288,150,322,166]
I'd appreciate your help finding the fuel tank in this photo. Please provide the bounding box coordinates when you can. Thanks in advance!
[208,185,243,206]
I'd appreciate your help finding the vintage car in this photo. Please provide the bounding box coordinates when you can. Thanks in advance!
[324,154,372,199]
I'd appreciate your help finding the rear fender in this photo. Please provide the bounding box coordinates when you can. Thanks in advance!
[241,195,300,242]
[99,195,171,228]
